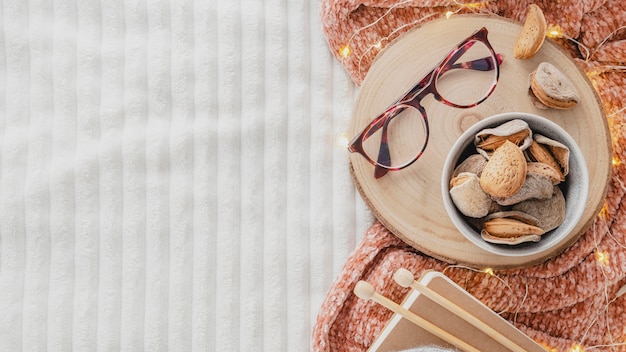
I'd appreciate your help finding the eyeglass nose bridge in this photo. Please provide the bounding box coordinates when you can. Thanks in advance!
[399,69,439,108]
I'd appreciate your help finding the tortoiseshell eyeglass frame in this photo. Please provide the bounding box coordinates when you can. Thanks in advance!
[348,27,503,179]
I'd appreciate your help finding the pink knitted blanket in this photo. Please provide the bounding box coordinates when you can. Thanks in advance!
[313,1,626,351]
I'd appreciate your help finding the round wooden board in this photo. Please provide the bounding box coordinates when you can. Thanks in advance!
[349,15,612,269]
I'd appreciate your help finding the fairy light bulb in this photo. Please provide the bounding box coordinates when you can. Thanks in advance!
[548,29,561,38]
[336,7,626,346]
[599,203,610,220]
[340,45,351,59]
[546,24,564,38]
[453,0,486,9]
[336,133,350,149]
[596,250,609,266]
[570,344,584,352]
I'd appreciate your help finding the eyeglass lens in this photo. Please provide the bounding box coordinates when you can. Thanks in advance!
[361,104,427,170]
[436,40,498,107]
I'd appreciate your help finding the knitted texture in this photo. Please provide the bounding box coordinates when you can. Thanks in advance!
[320,0,625,85]
[313,1,626,351]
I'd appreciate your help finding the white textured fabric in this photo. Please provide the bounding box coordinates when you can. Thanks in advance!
[0,0,372,350]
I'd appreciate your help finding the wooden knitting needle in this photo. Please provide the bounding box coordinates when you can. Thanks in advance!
[394,268,526,352]
[354,280,481,352]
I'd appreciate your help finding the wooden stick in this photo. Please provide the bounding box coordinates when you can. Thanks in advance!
[354,280,481,352]
[393,268,526,352]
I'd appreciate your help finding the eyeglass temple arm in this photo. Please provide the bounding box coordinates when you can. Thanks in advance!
[374,122,391,179]
[448,53,504,72]
[370,53,503,179]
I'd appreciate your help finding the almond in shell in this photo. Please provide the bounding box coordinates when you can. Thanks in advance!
[513,186,566,232]
[449,172,493,218]
[481,211,545,245]
[525,134,570,181]
[526,162,563,185]
[535,134,570,177]
[514,4,547,59]
[529,62,580,109]
[483,217,544,237]
[484,210,541,225]
[481,231,543,245]
[453,154,488,178]
[475,119,533,158]
[492,170,554,206]
[479,140,527,198]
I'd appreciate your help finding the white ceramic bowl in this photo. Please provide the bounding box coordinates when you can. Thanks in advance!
[441,112,589,257]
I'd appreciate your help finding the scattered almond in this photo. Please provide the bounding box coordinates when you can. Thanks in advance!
[529,62,579,109]
[514,4,547,59]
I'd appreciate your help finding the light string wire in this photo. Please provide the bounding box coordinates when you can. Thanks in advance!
[356,11,443,75]
[441,264,518,315]
[588,25,626,62]
[545,24,591,62]
[565,198,626,351]
[341,1,496,74]
[580,179,626,350]
[340,0,416,60]
[513,276,529,325]
[339,3,626,351]
[577,218,613,348]
[405,217,626,352]
[434,207,626,352]
[609,105,626,118]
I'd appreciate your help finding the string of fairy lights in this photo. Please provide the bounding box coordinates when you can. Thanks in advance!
[336,1,626,351]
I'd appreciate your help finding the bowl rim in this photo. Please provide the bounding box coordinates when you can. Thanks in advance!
[441,112,589,257]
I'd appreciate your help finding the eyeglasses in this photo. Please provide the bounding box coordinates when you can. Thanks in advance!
[348,27,503,179]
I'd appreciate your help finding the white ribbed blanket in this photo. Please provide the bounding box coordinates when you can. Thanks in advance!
[0,0,372,350]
